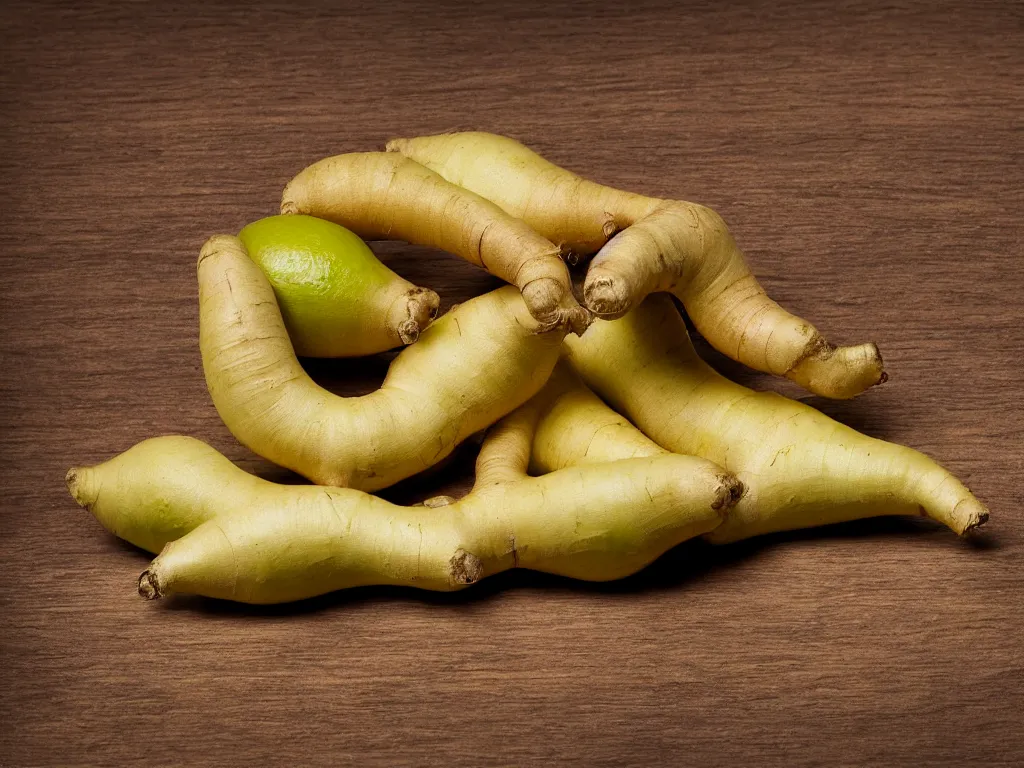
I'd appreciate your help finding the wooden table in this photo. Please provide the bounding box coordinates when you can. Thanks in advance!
[2,1,1021,765]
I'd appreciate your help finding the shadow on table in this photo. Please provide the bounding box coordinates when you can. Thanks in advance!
[147,515,998,619]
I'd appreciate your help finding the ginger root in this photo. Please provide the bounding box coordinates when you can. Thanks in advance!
[388,131,883,398]
[67,429,740,604]
[199,234,564,490]
[281,151,589,333]
[529,361,665,472]
[552,296,987,542]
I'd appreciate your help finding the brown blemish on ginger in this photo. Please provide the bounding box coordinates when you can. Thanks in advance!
[448,548,483,585]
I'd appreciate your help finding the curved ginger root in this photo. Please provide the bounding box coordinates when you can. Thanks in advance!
[281,151,589,333]
[66,431,739,604]
[199,235,563,491]
[238,214,440,357]
[528,361,666,472]
[553,297,988,543]
[388,131,884,398]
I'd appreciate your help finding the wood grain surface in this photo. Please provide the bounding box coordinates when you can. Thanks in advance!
[1,1,1021,765]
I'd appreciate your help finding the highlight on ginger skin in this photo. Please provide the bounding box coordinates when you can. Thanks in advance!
[387,131,884,399]
[66,433,740,605]
[237,214,439,357]
[280,151,591,334]
[528,360,667,473]
[65,436,252,554]
[558,295,988,543]
[198,234,565,491]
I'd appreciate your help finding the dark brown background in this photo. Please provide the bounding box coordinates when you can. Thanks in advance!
[2,1,1021,765]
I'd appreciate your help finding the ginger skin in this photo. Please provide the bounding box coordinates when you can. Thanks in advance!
[281,151,590,333]
[67,429,740,604]
[199,235,565,491]
[528,361,666,472]
[547,297,987,542]
[388,131,883,398]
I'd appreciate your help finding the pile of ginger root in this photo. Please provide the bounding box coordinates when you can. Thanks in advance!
[67,132,989,606]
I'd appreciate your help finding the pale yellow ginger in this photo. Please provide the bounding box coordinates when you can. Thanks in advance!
[281,151,589,333]
[388,131,883,398]
[66,427,740,604]
[199,235,564,490]
[547,297,988,542]
[528,361,665,472]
